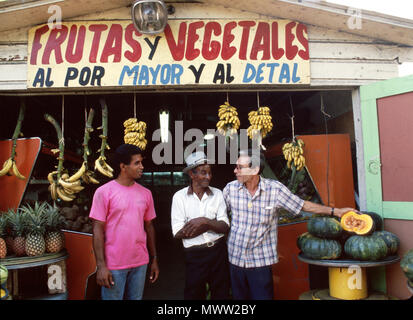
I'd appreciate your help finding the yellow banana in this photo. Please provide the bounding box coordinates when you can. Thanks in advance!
[11,161,25,180]
[58,178,82,189]
[49,182,58,201]
[56,186,75,201]
[95,158,113,178]
[86,172,100,184]
[0,158,12,176]
[67,161,87,182]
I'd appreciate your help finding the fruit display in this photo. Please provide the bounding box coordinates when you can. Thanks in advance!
[299,233,342,260]
[344,234,388,261]
[372,231,400,256]
[94,99,114,178]
[282,138,306,171]
[298,210,400,262]
[0,100,26,180]
[247,106,273,140]
[45,114,85,202]
[0,264,7,285]
[0,215,7,259]
[5,208,26,256]
[44,204,66,253]
[400,249,413,282]
[77,108,100,185]
[0,202,67,258]
[123,118,148,150]
[340,211,374,235]
[20,202,47,257]
[216,100,240,136]
[307,215,343,239]
[61,204,92,234]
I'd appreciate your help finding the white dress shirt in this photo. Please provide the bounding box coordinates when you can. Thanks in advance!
[171,186,230,248]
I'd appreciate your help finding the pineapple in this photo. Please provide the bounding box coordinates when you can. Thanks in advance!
[44,203,66,253]
[20,202,47,257]
[0,214,7,258]
[3,210,15,255]
[6,208,27,256]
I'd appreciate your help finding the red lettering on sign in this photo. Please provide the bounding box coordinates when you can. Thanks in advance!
[238,21,255,60]
[285,21,298,60]
[186,21,204,61]
[42,26,68,64]
[100,24,123,63]
[250,22,270,60]
[30,25,49,65]
[221,22,237,60]
[88,24,108,63]
[124,23,142,62]
[164,23,187,61]
[271,22,285,60]
[202,22,221,60]
[296,23,309,60]
[65,25,86,64]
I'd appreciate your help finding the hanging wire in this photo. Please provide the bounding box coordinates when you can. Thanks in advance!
[60,95,65,146]
[226,92,229,104]
[133,91,137,118]
[320,92,331,206]
[289,95,295,140]
[257,91,260,108]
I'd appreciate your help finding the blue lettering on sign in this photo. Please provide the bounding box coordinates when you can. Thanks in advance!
[292,63,301,83]
[119,66,139,85]
[279,63,290,83]
[243,63,256,83]
[266,63,280,83]
[139,65,150,85]
[243,63,300,84]
[118,64,183,85]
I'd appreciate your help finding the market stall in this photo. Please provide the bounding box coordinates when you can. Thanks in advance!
[1,0,413,300]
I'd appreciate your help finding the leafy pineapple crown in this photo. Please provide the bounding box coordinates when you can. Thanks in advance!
[0,213,7,237]
[44,203,67,231]
[20,201,48,236]
[5,208,27,237]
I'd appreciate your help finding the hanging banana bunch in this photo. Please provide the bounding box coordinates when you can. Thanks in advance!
[45,114,85,202]
[123,118,147,150]
[282,138,306,171]
[247,106,273,140]
[0,99,26,180]
[68,108,100,185]
[95,98,114,178]
[216,101,240,136]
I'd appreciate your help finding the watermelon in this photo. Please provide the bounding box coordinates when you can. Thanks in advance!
[372,231,400,256]
[307,215,343,239]
[0,264,7,285]
[344,235,388,261]
[300,233,342,260]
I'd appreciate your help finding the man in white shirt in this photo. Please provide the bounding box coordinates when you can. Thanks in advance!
[171,151,231,300]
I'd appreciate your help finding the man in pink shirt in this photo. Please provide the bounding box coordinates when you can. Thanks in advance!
[89,144,159,300]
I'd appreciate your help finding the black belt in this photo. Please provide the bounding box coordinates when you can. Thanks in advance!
[184,237,224,251]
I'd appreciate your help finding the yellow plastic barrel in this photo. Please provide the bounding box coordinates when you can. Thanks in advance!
[328,266,368,300]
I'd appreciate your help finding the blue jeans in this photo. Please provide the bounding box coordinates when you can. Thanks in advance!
[229,263,273,300]
[101,264,148,300]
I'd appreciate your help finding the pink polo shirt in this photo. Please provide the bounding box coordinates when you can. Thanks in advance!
[89,180,156,270]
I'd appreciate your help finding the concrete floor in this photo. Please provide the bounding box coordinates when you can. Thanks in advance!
[143,225,186,300]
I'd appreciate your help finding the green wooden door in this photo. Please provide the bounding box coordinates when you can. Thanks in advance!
[360,75,413,219]
[360,74,413,293]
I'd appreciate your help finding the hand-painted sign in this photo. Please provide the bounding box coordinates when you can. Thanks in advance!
[27,20,310,88]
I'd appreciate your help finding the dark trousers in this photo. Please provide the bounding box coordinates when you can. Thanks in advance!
[229,263,274,300]
[184,238,231,300]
